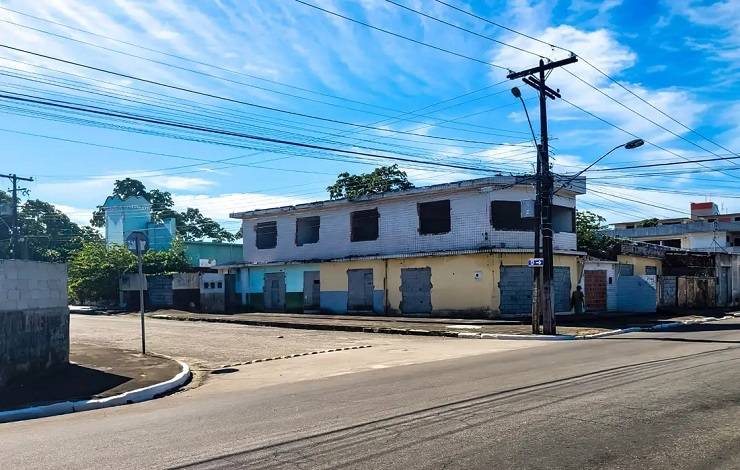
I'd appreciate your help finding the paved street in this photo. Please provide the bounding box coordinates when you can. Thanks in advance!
[2,318,738,469]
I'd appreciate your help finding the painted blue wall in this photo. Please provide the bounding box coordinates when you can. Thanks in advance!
[243,264,321,294]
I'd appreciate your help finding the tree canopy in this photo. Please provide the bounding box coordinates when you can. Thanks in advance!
[576,210,619,259]
[327,165,414,200]
[68,239,191,303]
[1,190,102,262]
[91,178,237,242]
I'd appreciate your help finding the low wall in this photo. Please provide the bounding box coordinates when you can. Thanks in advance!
[0,260,69,387]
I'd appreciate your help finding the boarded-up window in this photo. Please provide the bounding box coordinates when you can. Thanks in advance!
[418,200,451,235]
[645,266,657,275]
[553,205,575,233]
[255,221,277,249]
[350,209,379,242]
[491,201,534,231]
[295,216,320,246]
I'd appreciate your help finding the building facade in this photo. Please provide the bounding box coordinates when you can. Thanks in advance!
[610,202,740,252]
[225,176,586,317]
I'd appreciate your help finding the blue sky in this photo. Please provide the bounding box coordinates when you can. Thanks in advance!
[0,0,739,233]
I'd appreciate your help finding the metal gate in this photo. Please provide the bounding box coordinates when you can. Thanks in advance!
[347,269,374,311]
[303,271,320,311]
[263,272,286,312]
[499,266,571,315]
[400,267,432,315]
[584,270,607,312]
[719,267,731,306]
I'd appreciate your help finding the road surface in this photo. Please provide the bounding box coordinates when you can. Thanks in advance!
[2,318,738,469]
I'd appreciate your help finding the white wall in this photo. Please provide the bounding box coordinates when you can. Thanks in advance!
[239,187,578,264]
[0,260,67,311]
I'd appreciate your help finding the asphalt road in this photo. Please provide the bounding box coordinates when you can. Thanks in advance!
[2,319,739,469]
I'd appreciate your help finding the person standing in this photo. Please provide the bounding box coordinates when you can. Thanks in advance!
[571,285,585,315]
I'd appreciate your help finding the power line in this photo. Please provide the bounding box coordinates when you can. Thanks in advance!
[0,91,524,175]
[0,44,530,148]
[292,0,510,71]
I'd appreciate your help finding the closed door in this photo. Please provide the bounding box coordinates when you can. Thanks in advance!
[499,266,532,315]
[719,267,730,305]
[263,272,286,312]
[348,269,374,311]
[400,267,432,315]
[584,270,607,312]
[303,271,320,310]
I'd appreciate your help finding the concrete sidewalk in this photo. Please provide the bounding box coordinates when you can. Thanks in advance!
[0,343,183,412]
[149,309,740,339]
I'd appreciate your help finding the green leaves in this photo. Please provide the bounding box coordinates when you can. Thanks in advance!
[327,165,414,200]
[67,239,192,303]
[576,210,619,259]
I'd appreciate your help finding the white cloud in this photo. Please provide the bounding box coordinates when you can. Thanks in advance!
[172,192,316,223]
[54,203,95,225]
[154,176,215,191]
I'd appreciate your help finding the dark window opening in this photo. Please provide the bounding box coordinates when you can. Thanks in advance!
[552,205,575,233]
[209,282,216,289]
[645,240,662,246]
[418,200,451,235]
[733,238,740,247]
[203,282,208,289]
[707,218,717,223]
[351,209,379,242]
[491,201,534,231]
[255,221,277,249]
[217,282,223,289]
[295,216,320,246]
[645,266,657,275]
[735,216,740,222]
[662,239,682,248]
[625,224,635,229]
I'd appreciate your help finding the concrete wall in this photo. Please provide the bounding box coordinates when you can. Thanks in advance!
[0,260,69,387]
[617,275,657,313]
[617,254,663,276]
[240,187,578,264]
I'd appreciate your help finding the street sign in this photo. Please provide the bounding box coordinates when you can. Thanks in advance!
[125,230,148,355]
[528,258,544,268]
[125,231,148,254]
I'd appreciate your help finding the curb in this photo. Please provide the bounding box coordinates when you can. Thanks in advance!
[150,312,740,342]
[0,360,191,424]
[216,345,373,369]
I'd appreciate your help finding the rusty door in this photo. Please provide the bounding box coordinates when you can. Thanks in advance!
[584,270,607,312]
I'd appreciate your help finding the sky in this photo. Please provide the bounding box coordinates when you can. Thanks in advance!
[0,0,739,235]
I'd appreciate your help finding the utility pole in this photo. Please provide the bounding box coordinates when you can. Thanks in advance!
[508,56,577,335]
[532,144,542,334]
[0,173,34,259]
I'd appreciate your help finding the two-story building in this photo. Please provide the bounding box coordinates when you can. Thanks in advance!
[609,202,740,252]
[224,175,586,317]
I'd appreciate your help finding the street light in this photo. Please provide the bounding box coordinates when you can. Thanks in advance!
[510,87,538,149]
[555,138,644,192]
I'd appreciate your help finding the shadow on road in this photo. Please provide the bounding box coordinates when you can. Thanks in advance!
[0,364,131,411]
[170,345,740,469]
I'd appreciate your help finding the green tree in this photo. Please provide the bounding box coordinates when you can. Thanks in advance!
[1,191,102,262]
[327,165,414,200]
[576,210,619,259]
[91,178,237,242]
[68,239,192,303]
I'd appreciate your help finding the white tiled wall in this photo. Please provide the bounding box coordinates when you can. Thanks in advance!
[240,187,578,263]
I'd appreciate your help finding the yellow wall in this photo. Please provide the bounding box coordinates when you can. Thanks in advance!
[617,254,662,275]
[319,252,581,315]
[320,259,386,291]
[387,254,496,314]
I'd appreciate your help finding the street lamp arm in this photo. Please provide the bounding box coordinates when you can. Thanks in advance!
[554,139,644,193]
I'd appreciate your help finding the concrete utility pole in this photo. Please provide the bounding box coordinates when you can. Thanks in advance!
[0,173,34,259]
[507,55,577,335]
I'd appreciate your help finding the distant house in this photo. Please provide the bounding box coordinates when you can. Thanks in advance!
[101,196,242,269]
[222,175,587,317]
[609,202,740,252]
[101,196,176,251]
